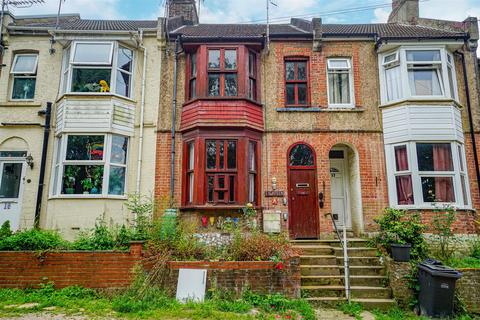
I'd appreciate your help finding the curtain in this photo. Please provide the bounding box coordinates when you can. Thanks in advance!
[396,175,414,205]
[433,144,454,202]
[395,146,409,171]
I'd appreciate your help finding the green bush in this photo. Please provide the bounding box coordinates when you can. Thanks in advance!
[71,221,137,251]
[0,227,67,251]
[373,208,428,260]
[470,238,480,259]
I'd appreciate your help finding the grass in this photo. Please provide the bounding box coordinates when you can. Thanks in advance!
[447,257,480,269]
[0,284,315,320]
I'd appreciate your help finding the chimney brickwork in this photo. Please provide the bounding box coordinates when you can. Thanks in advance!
[168,0,198,25]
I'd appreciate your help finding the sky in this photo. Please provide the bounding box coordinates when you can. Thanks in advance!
[6,0,480,25]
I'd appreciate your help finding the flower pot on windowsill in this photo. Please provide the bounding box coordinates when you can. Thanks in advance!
[83,191,90,195]
[390,243,412,262]
[65,188,75,194]
[90,187,99,194]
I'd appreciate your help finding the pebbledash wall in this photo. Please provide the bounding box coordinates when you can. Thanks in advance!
[0,243,301,298]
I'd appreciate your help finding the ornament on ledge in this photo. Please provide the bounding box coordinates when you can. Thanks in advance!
[201,215,208,227]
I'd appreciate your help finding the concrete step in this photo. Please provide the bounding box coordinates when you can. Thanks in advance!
[291,239,368,248]
[300,255,337,265]
[336,256,382,266]
[301,275,388,287]
[293,245,334,255]
[301,286,392,299]
[300,265,340,276]
[305,297,397,310]
[339,266,385,276]
[333,247,378,257]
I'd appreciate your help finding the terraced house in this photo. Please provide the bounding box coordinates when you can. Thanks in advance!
[0,0,479,240]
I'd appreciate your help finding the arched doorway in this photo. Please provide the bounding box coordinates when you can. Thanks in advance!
[287,143,319,239]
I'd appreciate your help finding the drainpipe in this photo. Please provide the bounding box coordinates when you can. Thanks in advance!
[456,50,480,199]
[135,29,148,195]
[34,102,52,228]
[170,37,182,206]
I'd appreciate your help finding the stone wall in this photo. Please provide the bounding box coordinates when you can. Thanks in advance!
[456,269,480,314]
[384,257,414,307]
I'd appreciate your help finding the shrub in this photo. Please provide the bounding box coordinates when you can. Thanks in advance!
[469,238,480,259]
[431,205,457,262]
[71,221,139,251]
[0,228,67,251]
[373,208,427,260]
[0,221,12,240]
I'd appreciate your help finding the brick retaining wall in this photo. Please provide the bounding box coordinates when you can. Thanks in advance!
[456,268,480,314]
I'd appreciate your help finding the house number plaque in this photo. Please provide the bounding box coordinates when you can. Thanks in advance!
[265,191,285,197]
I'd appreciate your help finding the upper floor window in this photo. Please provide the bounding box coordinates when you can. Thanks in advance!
[188,53,197,100]
[248,51,257,100]
[327,58,354,108]
[285,58,309,107]
[380,47,458,104]
[208,49,238,97]
[61,41,134,98]
[10,53,38,100]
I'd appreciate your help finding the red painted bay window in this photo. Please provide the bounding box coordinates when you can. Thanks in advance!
[185,45,260,101]
[182,130,261,208]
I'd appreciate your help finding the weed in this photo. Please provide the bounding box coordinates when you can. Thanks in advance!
[338,301,363,320]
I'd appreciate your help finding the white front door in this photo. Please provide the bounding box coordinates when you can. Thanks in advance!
[0,161,26,231]
[330,158,351,228]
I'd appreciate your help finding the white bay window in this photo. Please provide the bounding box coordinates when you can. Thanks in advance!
[386,141,470,208]
[379,47,458,104]
[61,41,134,98]
[51,134,129,197]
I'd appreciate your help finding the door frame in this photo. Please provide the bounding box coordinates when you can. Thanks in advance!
[0,159,27,231]
[329,147,352,229]
[287,142,320,239]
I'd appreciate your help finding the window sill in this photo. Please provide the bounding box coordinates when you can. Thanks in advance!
[0,101,42,107]
[56,92,137,104]
[180,205,259,211]
[391,205,474,211]
[276,106,365,112]
[48,195,128,200]
[380,98,462,109]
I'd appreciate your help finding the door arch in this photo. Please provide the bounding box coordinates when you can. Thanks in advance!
[287,143,319,239]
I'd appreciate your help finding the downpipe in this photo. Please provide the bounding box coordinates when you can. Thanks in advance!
[34,102,52,228]
[170,37,182,206]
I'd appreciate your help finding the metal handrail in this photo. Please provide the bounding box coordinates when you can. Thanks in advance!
[324,212,351,302]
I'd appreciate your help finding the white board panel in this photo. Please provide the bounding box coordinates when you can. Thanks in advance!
[176,269,207,303]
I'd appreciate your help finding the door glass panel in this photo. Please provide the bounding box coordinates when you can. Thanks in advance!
[0,163,22,198]
[289,144,314,166]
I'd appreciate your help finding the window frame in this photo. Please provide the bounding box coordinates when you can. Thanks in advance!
[206,48,238,97]
[386,141,471,209]
[50,133,129,199]
[10,53,39,101]
[326,57,355,108]
[284,57,310,107]
[379,46,458,104]
[248,50,257,101]
[60,41,135,99]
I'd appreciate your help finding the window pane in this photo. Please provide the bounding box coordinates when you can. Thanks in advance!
[62,165,104,194]
[117,47,133,72]
[227,141,236,169]
[108,166,126,195]
[297,62,307,80]
[421,176,455,202]
[416,143,453,171]
[286,84,295,105]
[0,163,22,198]
[218,176,225,201]
[73,43,112,64]
[385,65,401,101]
[12,55,37,74]
[249,141,257,171]
[110,135,128,164]
[189,79,196,99]
[229,175,235,202]
[224,50,237,70]
[297,84,307,105]
[384,53,398,64]
[249,78,256,100]
[188,142,195,171]
[461,175,468,205]
[190,53,197,77]
[285,62,295,80]
[396,175,414,205]
[0,151,27,157]
[224,74,238,96]
[115,71,131,97]
[188,173,194,203]
[394,145,409,171]
[206,141,216,169]
[71,68,111,93]
[408,69,442,96]
[289,144,314,166]
[12,78,36,99]
[66,135,105,161]
[328,59,349,69]
[219,142,225,169]
[208,74,220,96]
[207,176,214,202]
[248,174,255,203]
[406,50,441,62]
[458,145,464,172]
[249,52,256,76]
[208,50,220,69]
[328,72,350,104]
[447,65,455,98]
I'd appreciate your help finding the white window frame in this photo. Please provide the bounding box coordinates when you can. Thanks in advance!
[10,53,39,101]
[379,46,458,104]
[60,41,135,99]
[326,58,355,108]
[50,133,129,199]
[386,141,471,209]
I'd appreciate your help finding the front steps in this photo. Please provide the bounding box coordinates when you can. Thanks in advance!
[292,239,396,310]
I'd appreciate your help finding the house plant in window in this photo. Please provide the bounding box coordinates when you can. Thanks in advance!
[63,166,80,194]
[90,166,104,194]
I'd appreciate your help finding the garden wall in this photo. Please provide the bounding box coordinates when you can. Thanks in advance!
[456,268,480,314]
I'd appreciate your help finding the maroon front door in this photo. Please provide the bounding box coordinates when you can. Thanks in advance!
[287,143,319,239]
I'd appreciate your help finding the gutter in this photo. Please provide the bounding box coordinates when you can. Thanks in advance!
[135,29,148,195]
[170,36,183,205]
[34,102,52,228]
[456,50,480,200]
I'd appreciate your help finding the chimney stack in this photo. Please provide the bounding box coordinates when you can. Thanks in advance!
[167,0,198,25]
[388,0,419,25]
